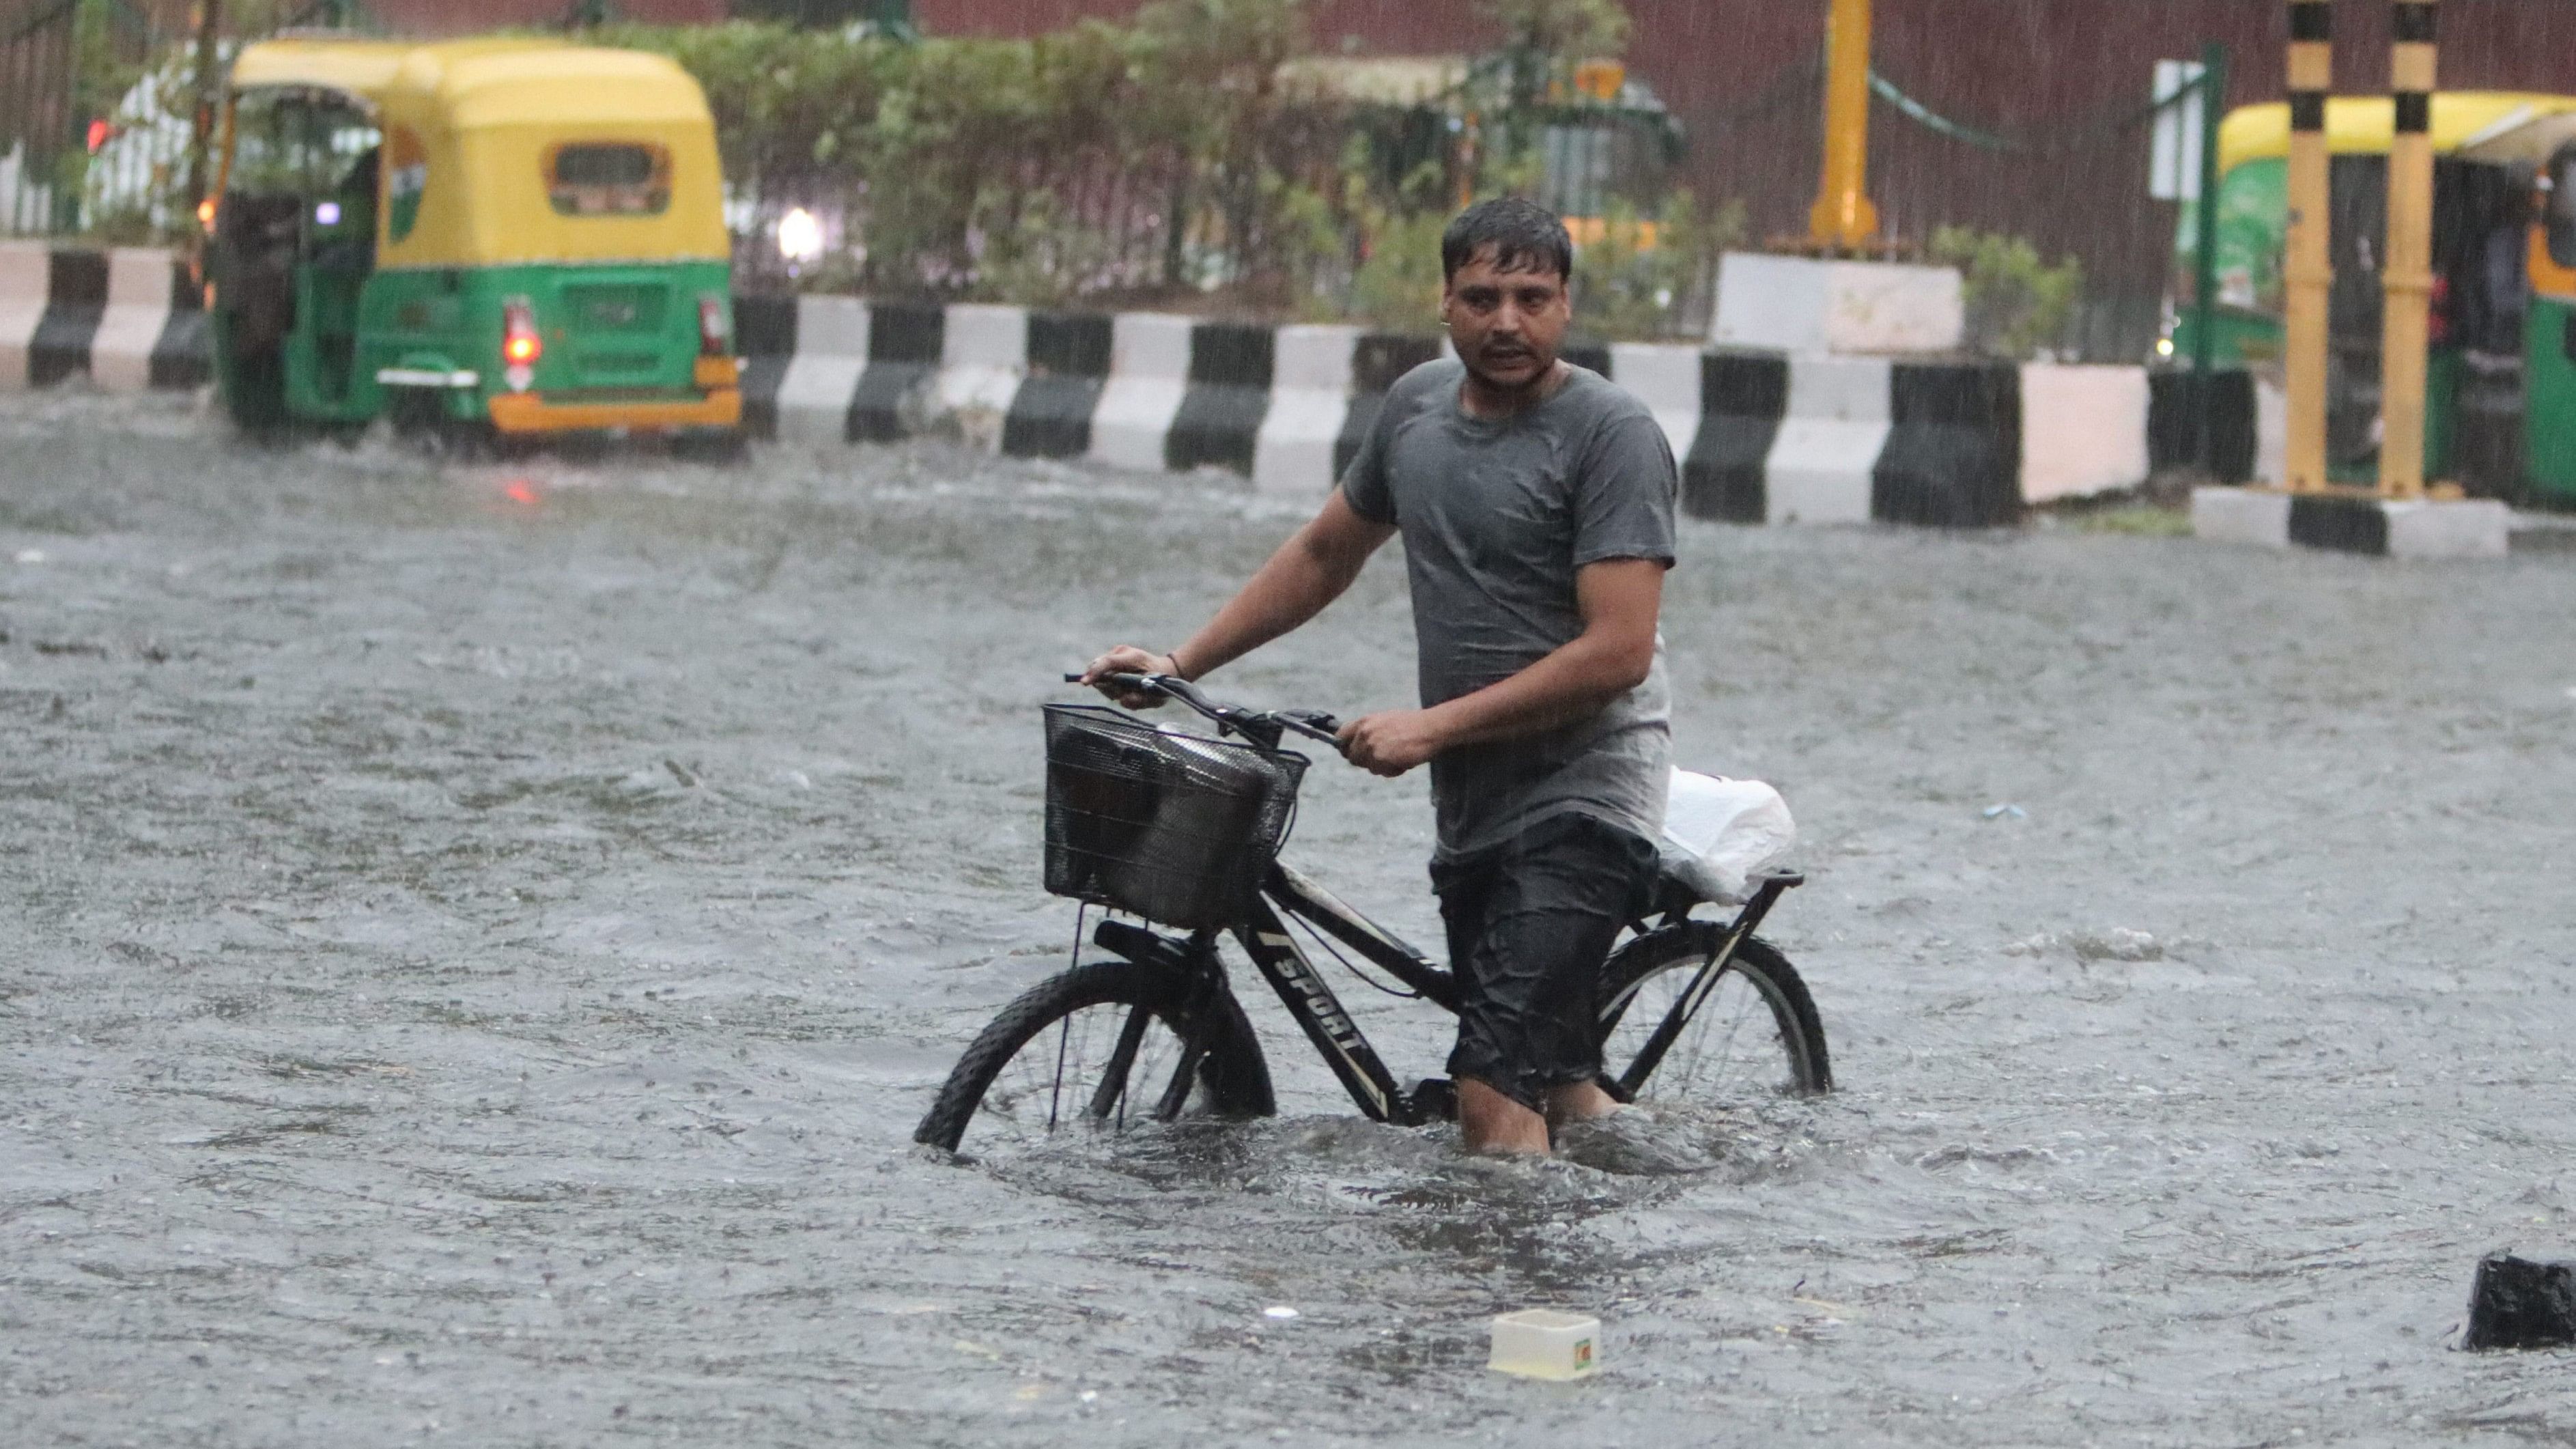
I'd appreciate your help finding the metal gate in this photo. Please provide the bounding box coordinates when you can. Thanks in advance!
[1,0,81,234]
[1,0,178,238]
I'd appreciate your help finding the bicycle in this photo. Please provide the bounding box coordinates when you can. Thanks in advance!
[913,673,1831,1158]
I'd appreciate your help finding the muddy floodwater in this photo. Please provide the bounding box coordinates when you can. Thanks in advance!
[5,387,2576,1446]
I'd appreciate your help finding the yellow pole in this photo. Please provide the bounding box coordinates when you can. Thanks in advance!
[2377,1,2438,499]
[1808,0,1880,251]
[2283,1,2333,492]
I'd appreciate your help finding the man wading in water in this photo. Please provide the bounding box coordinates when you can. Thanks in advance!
[1084,198,1677,1156]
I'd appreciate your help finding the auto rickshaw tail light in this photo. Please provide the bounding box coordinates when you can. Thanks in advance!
[503,298,542,365]
[698,294,727,356]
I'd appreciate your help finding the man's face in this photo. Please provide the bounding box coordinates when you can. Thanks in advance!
[1441,245,1571,393]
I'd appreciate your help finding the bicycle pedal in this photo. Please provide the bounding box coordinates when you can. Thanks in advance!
[1410,1078,1458,1123]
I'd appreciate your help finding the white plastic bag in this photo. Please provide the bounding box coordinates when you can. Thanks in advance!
[1658,769,1796,903]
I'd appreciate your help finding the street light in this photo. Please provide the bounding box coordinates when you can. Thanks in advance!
[777,207,823,267]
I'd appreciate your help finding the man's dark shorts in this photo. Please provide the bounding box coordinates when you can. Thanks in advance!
[1431,811,1659,1114]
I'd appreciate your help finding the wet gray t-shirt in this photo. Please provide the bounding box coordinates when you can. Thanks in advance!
[1341,358,1678,862]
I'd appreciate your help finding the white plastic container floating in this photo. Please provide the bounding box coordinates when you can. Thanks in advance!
[1488,1309,1601,1381]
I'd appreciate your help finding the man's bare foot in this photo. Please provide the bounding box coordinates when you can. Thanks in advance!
[1457,1077,1551,1155]
[1545,1078,1626,1131]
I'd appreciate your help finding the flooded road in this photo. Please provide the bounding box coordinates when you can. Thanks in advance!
[5,386,2575,1446]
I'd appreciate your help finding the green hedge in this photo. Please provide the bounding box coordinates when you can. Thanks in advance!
[599,0,1729,339]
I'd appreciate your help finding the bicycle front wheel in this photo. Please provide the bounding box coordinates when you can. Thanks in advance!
[914,959,1273,1157]
[1596,924,1831,1104]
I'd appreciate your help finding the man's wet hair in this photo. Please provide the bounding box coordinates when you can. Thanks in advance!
[1441,197,1573,283]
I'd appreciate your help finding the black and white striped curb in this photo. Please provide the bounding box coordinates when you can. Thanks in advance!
[733,294,2288,526]
[0,242,210,392]
[3,248,2279,529]
[737,294,1450,493]
[2191,485,2509,559]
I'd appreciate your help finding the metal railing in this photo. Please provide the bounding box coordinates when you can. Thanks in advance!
[1,0,373,242]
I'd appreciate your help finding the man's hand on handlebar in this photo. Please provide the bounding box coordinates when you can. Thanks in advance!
[1337,708,1443,778]
[1081,645,1182,709]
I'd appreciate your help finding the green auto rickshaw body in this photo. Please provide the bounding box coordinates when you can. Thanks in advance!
[209,36,739,440]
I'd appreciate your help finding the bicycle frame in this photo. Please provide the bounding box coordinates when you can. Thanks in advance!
[1060,673,1806,1126]
[1098,857,1802,1128]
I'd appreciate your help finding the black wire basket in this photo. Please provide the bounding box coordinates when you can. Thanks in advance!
[1042,703,1308,929]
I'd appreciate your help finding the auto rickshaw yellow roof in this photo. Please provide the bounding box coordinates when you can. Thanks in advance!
[384,46,712,131]
[227,36,558,105]
[2217,92,2576,174]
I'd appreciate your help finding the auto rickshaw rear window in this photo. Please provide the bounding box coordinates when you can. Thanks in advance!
[228,89,381,197]
[547,143,671,216]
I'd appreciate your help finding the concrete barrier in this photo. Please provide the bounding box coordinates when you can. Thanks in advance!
[2023,363,2153,504]
[849,300,943,444]
[2146,369,2257,484]
[149,257,208,390]
[1004,310,1112,459]
[28,247,106,387]
[1607,341,1705,468]
[2190,485,2509,559]
[1712,251,1964,354]
[1089,312,1191,474]
[0,244,208,394]
[773,296,868,445]
[0,240,45,389]
[937,303,1027,451]
[2188,484,2293,546]
[1166,321,1273,475]
[720,292,2268,524]
[1874,361,2022,528]
[1253,324,1356,496]
[1681,350,1789,522]
[89,248,175,392]
[1334,333,1442,479]
[1766,355,1889,524]
[733,292,799,439]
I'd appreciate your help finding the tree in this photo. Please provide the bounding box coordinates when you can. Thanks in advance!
[1481,0,1630,62]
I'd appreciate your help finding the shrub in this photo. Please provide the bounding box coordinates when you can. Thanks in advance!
[599,0,1731,336]
[1572,191,1742,341]
[1928,225,2084,361]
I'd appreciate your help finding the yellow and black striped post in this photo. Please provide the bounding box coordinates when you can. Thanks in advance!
[2377,0,2438,498]
[2284,1,2333,492]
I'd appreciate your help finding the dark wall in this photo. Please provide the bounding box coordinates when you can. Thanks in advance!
[926,0,2576,306]
[367,0,2576,313]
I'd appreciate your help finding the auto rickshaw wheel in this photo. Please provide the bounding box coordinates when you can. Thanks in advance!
[223,346,290,436]
[387,389,496,460]
[672,429,748,465]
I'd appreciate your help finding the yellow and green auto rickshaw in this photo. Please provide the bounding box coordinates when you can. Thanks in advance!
[2167,92,2576,496]
[206,36,739,446]
[2454,109,2576,507]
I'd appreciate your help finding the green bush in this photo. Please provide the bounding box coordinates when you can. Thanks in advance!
[1928,225,2084,361]
[1572,191,1742,341]
[601,0,1731,336]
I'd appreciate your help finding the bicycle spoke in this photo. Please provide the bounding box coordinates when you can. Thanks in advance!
[1604,946,1810,1108]
[1087,1002,1154,1122]
[1150,1047,1201,1122]
[1047,1013,1071,1130]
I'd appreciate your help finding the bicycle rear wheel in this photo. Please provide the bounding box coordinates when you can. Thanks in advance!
[1595,924,1830,1104]
[914,959,1273,1157]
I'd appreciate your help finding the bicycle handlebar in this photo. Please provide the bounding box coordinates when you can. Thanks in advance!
[1066,671,1345,750]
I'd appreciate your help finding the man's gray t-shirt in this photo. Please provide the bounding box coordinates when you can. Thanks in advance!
[1340,358,1678,862]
